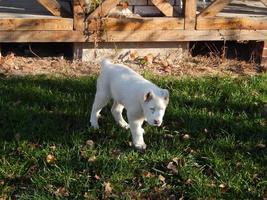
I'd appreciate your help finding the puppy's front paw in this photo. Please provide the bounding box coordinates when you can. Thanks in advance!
[134,143,147,153]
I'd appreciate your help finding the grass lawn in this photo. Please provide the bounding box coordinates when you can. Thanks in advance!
[0,73,266,199]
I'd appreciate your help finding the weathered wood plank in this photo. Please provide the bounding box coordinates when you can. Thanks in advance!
[260,0,267,7]
[88,0,121,18]
[150,0,173,16]
[184,0,197,30]
[91,30,267,42]
[73,0,84,30]
[197,17,267,30]
[198,0,232,18]
[88,17,184,31]
[0,18,73,31]
[37,0,70,17]
[0,31,83,42]
[0,30,267,42]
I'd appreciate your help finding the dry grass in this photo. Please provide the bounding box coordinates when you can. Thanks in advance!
[0,52,265,78]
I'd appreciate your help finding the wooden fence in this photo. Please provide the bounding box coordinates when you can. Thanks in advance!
[0,0,266,42]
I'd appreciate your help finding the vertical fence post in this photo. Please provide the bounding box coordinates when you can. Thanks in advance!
[261,41,267,66]
[184,0,197,30]
[73,0,85,60]
[73,0,84,31]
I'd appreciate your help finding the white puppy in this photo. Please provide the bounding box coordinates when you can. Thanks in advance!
[90,59,169,151]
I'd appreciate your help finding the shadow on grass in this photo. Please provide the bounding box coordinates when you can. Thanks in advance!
[0,74,266,144]
[0,75,96,142]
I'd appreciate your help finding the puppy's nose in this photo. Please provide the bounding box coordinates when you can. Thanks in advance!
[154,119,160,125]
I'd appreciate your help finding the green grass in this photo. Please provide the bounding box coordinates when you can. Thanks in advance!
[0,73,266,199]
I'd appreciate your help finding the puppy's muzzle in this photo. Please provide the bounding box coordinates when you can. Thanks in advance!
[154,119,161,126]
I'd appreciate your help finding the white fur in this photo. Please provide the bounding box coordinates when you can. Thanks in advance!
[90,59,169,151]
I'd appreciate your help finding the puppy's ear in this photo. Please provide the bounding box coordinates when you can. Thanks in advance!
[161,89,169,101]
[144,91,154,102]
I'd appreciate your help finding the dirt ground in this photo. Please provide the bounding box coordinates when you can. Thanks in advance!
[0,52,266,77]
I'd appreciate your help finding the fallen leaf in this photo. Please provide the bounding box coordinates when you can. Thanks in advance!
[193,162,201,168]
[172,157,185,167]
[94,174,101,180]
[167,161,178,174]
[166,58,173,66]
[79,149,86,157]
[162,60,169,67]
[14,65,19,70]
[88,155,96,162]
[158,175,165,182]
[0,194,8,200]
[163,134,174,139]
[183,147,195,154]
[111,149,121,159]
[255,143,266,149]
[104,182,112,195]
[208,181,216,188]
[84,192,94,199]
[130,51,138,60]
[185,179,192,185]
[86,140,95,149]
[46,154,56,164]
[236,161,242,168]
[50,145,56,151]
[28,143,40,149]
[144,54,154,64]
[178,195,184,200]
[180,133,190,140]
[163,64,171,73]
[54,187,69,197]
[219,183,227,193]
[143,171,154,178]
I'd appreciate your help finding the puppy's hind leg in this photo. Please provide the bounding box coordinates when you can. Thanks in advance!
[111,101,129,129]
[90,91,110,129]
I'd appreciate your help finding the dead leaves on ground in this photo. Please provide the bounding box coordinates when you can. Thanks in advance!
[46,185,69,198]
[0,53,99,77]
[54,186,69,198]
[180,133,190,141]
[103,181,113,198]
[1,50,264,78]
[166,157,185,174]
[104,181,112,194]
[86,140,95,149]
[255,143,266,150]
[79,139,97,162]
[46,154,57,165]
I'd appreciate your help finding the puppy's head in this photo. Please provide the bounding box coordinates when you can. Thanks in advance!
[142,89,169,126]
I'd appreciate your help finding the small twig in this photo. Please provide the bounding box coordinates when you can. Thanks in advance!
[29,44,41,59]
